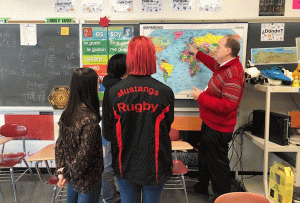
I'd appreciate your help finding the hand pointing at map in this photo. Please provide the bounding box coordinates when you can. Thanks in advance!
[189,43,199,55]
[192,86,203,101]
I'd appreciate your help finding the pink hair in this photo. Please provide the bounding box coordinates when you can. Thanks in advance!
[126,36,157,75]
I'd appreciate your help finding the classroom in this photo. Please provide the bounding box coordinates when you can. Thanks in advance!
[0,0,300,203]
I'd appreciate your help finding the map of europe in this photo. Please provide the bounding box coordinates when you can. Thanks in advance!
[140,24,248,99]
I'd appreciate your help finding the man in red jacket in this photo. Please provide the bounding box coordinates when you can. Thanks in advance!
[189,35,245,200]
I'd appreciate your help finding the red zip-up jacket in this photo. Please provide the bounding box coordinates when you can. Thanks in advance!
[104,75,174,185]
[195,51,245,133]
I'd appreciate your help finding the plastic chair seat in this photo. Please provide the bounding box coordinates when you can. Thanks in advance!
[214,192,270,203]
[172,159,188,175]
[0,152,26,167]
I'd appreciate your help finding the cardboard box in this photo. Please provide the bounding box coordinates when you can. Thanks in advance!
[269,162,294,203]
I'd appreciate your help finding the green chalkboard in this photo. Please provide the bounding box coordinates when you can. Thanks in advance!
[0,24,80,106]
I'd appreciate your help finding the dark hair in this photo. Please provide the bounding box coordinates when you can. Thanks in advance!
[225,35,240,57]
[60,68,101,126]
[126,36,157,75]
[107,53,127,78]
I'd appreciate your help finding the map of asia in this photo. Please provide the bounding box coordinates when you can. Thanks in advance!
[140,23,248,99]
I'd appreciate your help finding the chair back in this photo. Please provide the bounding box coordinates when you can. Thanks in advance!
[214,192,270,203]
[0,124,27,138]
[169,128,180,141]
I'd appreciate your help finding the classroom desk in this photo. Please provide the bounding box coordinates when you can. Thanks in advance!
[26,143,55,184]
[26,142,193,163]
[26,141,193,179]
[26,144,55,162]
[0,137,13,145]
[171,141,193,151]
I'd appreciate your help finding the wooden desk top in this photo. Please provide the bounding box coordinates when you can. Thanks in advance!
[0,137,13,145]
[171,141,193,151]
[25,142,192,162]
[26,143,55,162]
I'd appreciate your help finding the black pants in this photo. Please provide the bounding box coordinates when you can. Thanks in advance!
[197,122,233,196]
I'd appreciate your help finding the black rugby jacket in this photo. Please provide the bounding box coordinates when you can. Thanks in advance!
[104,75,174,185]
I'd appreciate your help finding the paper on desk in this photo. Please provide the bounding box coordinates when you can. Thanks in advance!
[20,24,37,46]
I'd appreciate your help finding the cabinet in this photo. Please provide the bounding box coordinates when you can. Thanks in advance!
[243,84,300,197]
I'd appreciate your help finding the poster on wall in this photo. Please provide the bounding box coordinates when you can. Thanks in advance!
[199,0,222,12]
[108,26,133,57]
[140,23,248,99]
[259,0,285,16]
[82,26,134,100]
[81,0,103,12]
[111,0,133,12]
[171,0,194,11]
[142,0,163,12]
[251,47,298,65]
[82,27,108,100]
[261,23,284,41]
[54,0,76,12]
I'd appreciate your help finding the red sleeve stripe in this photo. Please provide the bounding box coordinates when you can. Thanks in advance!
[224,83,243,90]
[211,80,222,94]
[223,93,239,102]
[113,108,123,177]
[154,105,170,184]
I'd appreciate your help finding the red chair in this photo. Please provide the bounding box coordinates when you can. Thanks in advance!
[35,160,67,203]
[164,128,189,203]
[214,192,270,203]
[0,124,37,203]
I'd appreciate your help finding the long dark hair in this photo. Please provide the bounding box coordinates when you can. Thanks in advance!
[60,68,101,126]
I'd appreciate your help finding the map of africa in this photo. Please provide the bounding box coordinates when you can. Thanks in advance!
[140,23,248,99]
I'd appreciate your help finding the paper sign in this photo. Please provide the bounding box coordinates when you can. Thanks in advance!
[45,18,73,23]
[61,27,69,35]
[261,23,284,41]
[111,0,133,12]
[20,24,37,46]
[142,0,163,12]
[293,0,300,9]
[171,0,194,11]
[0,18,8,23]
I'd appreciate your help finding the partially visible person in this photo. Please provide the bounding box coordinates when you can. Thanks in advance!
[189,35,245,200]
[102,53,127,203]
[55,68,103,203]
[104,36,175,203]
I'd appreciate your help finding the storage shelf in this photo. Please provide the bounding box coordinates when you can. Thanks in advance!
[246,83,300,93]
[242,175,265,196]
[244,131,300,152]
[243,84,300,196]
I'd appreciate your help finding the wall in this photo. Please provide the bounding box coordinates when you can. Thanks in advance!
[0,0,299,23]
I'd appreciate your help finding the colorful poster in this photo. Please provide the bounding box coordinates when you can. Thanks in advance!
[251,47,298,65]
[261,23,284,41]
[111,0,133,12]
[140,23,248,99]
[82,26,134,100]
[82,27,108,99]
[142,0,163,12]
[54,0,76,12]
[199,0,222,12]
[171,0,194,11]
[81,0,103,12]
[108,26,133,57]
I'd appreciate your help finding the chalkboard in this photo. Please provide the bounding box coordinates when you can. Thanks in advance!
[0,24,80,106]
[246,22,300,71]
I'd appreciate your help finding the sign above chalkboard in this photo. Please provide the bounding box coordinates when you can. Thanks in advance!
[45,17,73,24]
